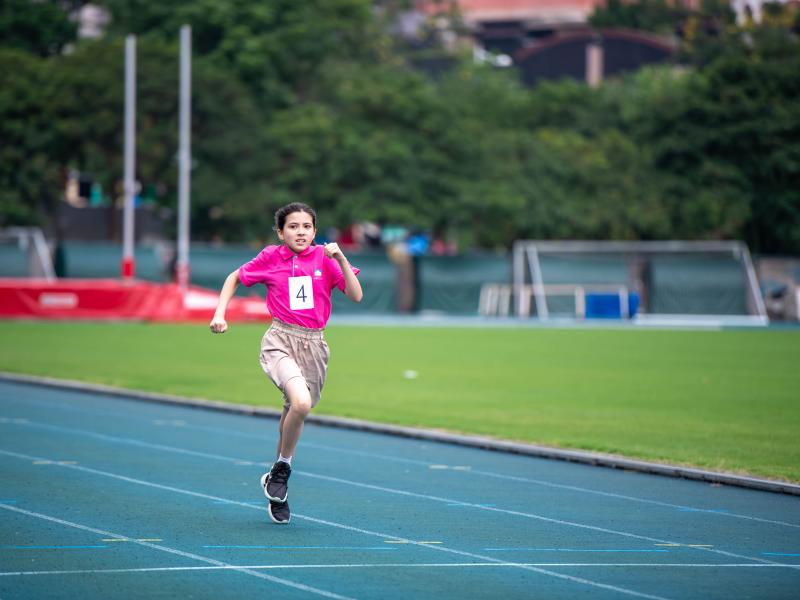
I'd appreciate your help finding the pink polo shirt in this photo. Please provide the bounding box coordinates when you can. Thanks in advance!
[238,244,360,329]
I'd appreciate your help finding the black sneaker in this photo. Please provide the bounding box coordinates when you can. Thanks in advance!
[268,499,291,524]
[262,461,291,503]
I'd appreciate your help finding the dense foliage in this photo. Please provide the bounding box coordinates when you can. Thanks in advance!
[1,0,798,252]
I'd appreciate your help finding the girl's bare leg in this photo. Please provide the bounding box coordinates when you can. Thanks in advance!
[275,406,289,461]
[277,378,312,459]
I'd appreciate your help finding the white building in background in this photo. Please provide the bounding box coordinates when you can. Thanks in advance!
[436,0,794,27]
[731,0,793,23]
[76,4,110,40]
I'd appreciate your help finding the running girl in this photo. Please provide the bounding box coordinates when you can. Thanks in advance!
[209,202,362,524]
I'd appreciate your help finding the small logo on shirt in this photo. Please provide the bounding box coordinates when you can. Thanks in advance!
[314,269,322,278]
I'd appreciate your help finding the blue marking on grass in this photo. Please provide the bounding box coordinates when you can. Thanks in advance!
[0,545,107,550]
[0,500,17,504]
[205,545,398,552]
[762,552,800,557]
[484,548,670,553]
[678,508,730,514]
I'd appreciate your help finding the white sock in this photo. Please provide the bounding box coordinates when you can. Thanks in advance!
[278,454,292,466]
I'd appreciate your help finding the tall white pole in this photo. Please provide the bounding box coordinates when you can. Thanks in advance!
[122,34,137,279]
[586,41,603,88]
[176,24,192,289]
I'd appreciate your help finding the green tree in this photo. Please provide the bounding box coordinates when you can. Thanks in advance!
[589,0,739,66]
[92,39,264,237]
[0,49,62,226]
[615,66,751,241]
[624,27,800,252]
[257,61,467,233]
[679,0,739,66]
[97,0,382,107]
[3,0,798,253]
[1,37,266,238]
[589,0,688,36]
[0,0,81,57]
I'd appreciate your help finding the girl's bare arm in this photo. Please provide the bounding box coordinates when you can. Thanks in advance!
[210,269,241,333]
[324,243,363,303]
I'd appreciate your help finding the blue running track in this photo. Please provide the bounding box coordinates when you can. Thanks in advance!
[0,380,799,599]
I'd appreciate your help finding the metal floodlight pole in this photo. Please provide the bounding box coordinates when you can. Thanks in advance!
[121,35,137,279]
[176,24,192,290]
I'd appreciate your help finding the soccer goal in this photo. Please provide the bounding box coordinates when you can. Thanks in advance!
[0,227,56,280]
[479,240,768,326]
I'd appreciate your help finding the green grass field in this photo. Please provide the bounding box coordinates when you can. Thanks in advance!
[0,321,798,482]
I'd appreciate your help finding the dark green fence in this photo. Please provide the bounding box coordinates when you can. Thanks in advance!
[4,242,753,317]
[61,242,166,281]
[649,256,747,315]
[417,254,510,315]
[0,244,29,277]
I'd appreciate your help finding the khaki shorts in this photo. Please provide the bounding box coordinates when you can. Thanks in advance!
[259,319,330,410]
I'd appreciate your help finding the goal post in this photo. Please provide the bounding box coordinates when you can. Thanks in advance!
[482,240,768,325]
[0,227,56,281]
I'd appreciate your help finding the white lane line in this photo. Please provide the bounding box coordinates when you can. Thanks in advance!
[288,514,672,600]
[0,503,353,600]
[3,393,797,531]
[0,422,791,570]
[0,449,670,600]
[465,471,800,530]
[2,562,798,577]
[0,421,789,570]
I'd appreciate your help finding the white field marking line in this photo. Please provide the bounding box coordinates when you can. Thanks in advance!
[290,514,673,600]
[0,503,352,600]
[2,421,793,569]
[0,449,670,600]
[463,471,800,530]
[2,562,798,578]
[4,394,798,531]
[4,419,263,466]
[288,471,794,566]
[9,418,800,540]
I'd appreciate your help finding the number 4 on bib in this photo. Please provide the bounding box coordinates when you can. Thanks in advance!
[289,276,314,310]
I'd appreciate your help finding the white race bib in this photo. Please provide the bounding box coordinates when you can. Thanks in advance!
[288,275,314,311]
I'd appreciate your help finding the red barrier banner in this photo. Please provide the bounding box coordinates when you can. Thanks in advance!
[0,279,269,323]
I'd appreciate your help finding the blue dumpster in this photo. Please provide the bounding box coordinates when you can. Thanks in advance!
[585,292,640,319]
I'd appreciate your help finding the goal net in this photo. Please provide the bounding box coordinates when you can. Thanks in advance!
[0,227,56,280]
[480,240,767,326]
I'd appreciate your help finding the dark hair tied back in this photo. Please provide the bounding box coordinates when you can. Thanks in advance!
[274,202,316,232]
